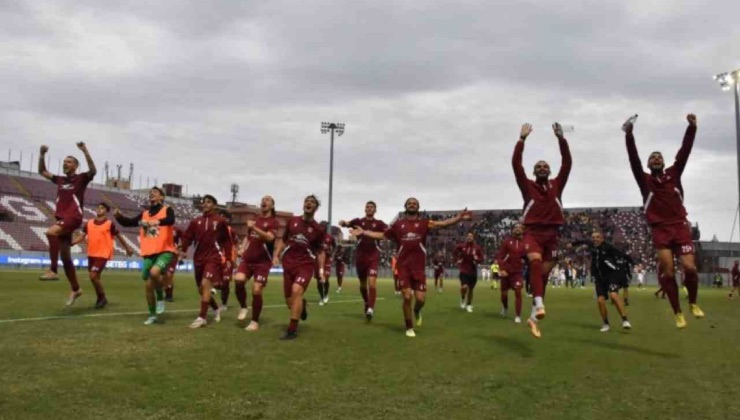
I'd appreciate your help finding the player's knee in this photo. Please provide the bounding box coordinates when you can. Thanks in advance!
[683,264,697,275]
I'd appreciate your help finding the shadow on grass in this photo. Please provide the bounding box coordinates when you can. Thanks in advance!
[481,333,535,358]
[565,337,681,359]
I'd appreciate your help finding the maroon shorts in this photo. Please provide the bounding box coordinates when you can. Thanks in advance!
[283,264,313,298]
[651,221,694,255]
[195,262,223,288]
[356,260,379,280]
[397,265,427,292]
[523,226,560,262]
[55,217,83,237]
[335,263,345,277]
[733,278,739,287]
[87,257,108,273]
[237,261,271,285]
[500,273,524,291]
[433,268,444,279]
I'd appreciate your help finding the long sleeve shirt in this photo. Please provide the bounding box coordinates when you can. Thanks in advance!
[512,137,572,226]
[626,125,696,226]
[180,213,233,266]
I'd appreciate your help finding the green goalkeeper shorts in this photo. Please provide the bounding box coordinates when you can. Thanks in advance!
[141,252,175,280]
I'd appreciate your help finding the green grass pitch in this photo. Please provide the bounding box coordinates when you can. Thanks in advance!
[0,270,738,420]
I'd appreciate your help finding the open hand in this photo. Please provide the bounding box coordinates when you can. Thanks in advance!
[520,123,533,140]
[552,122,564,139]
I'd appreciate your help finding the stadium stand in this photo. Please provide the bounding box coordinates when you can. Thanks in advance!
[0,170,198,258]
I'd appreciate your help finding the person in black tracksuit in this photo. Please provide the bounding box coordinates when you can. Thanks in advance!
[575,231,632,332]
[616,252,634,306]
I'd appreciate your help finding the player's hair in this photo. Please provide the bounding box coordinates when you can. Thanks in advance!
[467,230,476,237]
[98,202,111,212]
[203,194,218,205]
[647,151,664,166]
[404,197,419,209]
[65,156,79,166]
[366,200,377,207]
[263,195,277,217]
[218,209,231,220]
[591,229,603,236]
[150,186,165,197]
[305,194,321,208]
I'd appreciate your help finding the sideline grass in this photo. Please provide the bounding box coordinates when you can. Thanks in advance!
[0,270,738,419]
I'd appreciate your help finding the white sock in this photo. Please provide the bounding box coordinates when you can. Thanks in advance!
[534,297,544,308]
[529,305,538,321]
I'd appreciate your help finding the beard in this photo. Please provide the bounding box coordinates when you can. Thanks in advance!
[405,209,419,216]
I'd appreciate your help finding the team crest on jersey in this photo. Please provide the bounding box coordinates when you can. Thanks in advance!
[308,227,313,233]
[414,223,419,228]
[294,222,298,227]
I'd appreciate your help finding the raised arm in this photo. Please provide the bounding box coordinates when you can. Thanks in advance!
[674,114,697,175]
[624,123,647,195]
[114,208,143,228]
[553,123,572,188]
[429,209,472,230]
[38,145,54,180]
[76,142,97,179]
[512,124,532,198]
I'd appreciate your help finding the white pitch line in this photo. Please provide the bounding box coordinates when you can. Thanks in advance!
[0,298,385,324]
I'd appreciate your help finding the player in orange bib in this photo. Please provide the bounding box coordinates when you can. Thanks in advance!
[72,203,134,308]
[115,187,177,325]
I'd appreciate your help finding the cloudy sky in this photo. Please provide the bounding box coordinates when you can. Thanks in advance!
[2,0,739,240]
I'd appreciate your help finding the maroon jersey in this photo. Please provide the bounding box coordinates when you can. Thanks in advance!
[626,126,695,226]
[180,213,233,265]
[383,218,430,271]
[496,235,526,274]
[732,264,739,281]
[349,217,387,263]
[512,137,571,226]
[243,216,279,265]
[453,242,483,275]
[51,172,93,220]
[432,257,445,271]
[321,233,336,265]
[281,216,324,268]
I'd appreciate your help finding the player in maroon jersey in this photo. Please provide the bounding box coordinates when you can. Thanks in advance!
[218,209,238,309]
[235,196,279,331]
[339,201,388,320]
[272,195,327,340]
[350,198,470,338]
[729,261,740,299]
[316,226,336,305]
[334,247,346,293]
[496,223,527,323]
[625,114,704,328]
[179,195,233,329]
[453,232,484,313]
[432,251,446,292]
[37,142,97,305]
[512,122,571,338]
[163,227,184,302]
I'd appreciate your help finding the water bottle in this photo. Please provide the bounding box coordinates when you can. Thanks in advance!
[622,114,638,132]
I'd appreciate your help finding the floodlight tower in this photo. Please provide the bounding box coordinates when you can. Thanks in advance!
[714,69,740,237]
[230,183,239,206]
[320,122,345,230]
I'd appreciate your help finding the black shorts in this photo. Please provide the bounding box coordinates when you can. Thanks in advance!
[595,274,621,299]
[620,274,631,288]
[460,272,478,288]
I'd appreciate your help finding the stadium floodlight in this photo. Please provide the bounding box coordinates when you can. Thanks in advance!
[714,68,740,240]
[320,121,347,231]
